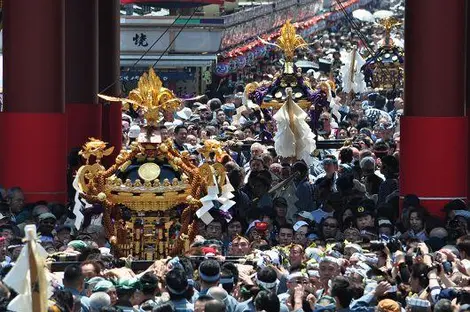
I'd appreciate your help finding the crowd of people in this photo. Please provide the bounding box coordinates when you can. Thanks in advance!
[3,2,470,312]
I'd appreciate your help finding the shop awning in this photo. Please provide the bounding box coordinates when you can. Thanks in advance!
[120,54,217,68]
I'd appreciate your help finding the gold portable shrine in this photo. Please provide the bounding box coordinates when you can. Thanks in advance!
[75,68,231,259]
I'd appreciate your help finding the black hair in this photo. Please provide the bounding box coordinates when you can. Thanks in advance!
[221,262,239,285]
[6,187,22,200]
[165,268,189,300]
[346,112,359,120]
[278,224,294,233]
[208,98,222,111]
[339,148,353,164]
[292,161,309,176]
[174,125,188,134]
[331,276,354,308]
[140,272,159,296]
[375,95,387,109]
[410,263,430,288]
[457,235,470,257]
[365,174,383,195]
[408,207,428,225]
[199,260,220,282]
[356,119,371,131]
[381,155,399,174]
[51,289,74,312]
[80,260,101,276]
[151,301,176,312]
[434,299,453,312]
[336,174,354,193]
[254,290,280,312]
[178,256,195,280]
[63,264,83,287]
[227,166,243,189]
[257,266,277,284]
[196,295,214,303]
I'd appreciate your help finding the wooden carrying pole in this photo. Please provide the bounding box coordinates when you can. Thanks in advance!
[26,228,42,312]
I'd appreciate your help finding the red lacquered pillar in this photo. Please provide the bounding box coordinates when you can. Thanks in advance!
[65,0,101,152]
[401,0,467,217]
[0,0,67,203]
[99,0,122,160]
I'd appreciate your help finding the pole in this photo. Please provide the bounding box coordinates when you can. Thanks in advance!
[27,231,41,312]
[349,46,357,84]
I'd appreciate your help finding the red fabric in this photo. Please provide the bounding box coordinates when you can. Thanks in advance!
[0,113,67,203]
[101,103,122,166]
[202,247,217,255]
[400,116,467,216]
[66,103,102,152]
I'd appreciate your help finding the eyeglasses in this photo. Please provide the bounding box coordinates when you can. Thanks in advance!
[324,223,337,228]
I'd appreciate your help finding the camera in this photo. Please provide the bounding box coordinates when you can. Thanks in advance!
[370,238,402,253]
[443,261,453,274]
[370,240,385,252]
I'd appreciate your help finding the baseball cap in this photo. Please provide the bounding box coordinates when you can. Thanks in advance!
[377,219,393,228]
[93,280,115,293]
[403,194,420,209]
[293,221,309,232]
[56,224,73,233]
[221,103,236,111]
[273,197,288,207]
[352,199,375,218]
[38,212,57,222]
[442,199,467,213]
[294,211,314,222]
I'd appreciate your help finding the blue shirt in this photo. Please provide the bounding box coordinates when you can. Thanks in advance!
[295,178,315,212]
[171,298,194,312]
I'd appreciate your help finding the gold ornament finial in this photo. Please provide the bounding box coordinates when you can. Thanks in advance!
[378,17,401,47]
[259,20,309,62]
[276,20,309,62]
[98,68,182,126]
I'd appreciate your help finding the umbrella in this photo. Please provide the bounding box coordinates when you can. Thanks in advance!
[373,10,394,20]
[352,9,375,23]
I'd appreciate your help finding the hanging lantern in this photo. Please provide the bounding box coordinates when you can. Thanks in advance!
[214,62,230,77]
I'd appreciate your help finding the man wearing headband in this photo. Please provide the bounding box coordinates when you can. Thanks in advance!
[228,236,251,257]
[317,257,340,298]
[278,272,310,308]
[138,272,161,311]
[115,278,141,311]
[197,260,238,312]
[220,263,238,295]
[195,295,213,312]
[92,280,118,306]
[166,268,193,312]
[236,267,289,312]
